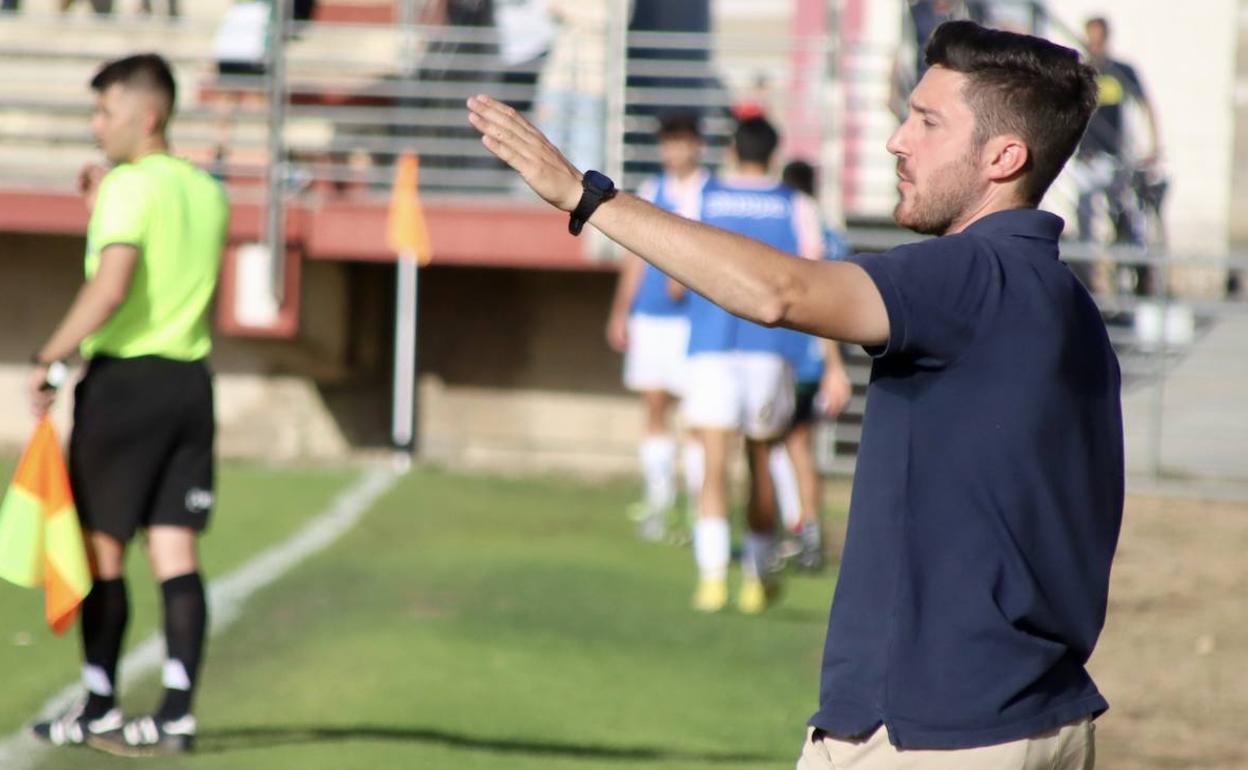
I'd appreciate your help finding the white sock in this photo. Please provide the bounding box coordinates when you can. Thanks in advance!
[743,531,776,580]
[769,444,802,532]
[639,435,677,514]
[682,440,704,515]
[82,664,113,697]
[693,518,730,581]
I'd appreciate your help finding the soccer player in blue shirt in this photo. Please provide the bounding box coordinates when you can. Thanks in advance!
[679,117,826,614]
[605,113,710,540]
[472,19,1119,768]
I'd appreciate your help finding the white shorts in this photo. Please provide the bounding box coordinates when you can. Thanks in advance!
[623,314,690,395]
[682,351,795,440]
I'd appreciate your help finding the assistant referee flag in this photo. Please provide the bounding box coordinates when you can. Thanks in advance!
[0,418,92,635]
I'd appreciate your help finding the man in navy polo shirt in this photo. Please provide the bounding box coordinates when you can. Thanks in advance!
[470,18,1120,769]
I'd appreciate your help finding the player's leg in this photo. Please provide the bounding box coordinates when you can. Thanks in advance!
[79,531,129,715]
[738,353,796,614]
[626,314,687,536]
[692,427,732,612]
[769,441,802,534]
[34,529,132,746]
[637,388,677,540]
[682,353,741,612]
[89,358,213,757]
[145,526,206,732]
[744,437,780,567]
[680,432,704,537]
[785,421,826,571]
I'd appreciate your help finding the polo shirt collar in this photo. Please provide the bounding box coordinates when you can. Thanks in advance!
[962,208,1065,243]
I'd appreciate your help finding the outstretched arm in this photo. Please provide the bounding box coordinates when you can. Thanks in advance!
[467,95,889,346]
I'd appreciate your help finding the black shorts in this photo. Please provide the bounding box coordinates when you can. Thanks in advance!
[790,380,821,429]
[70,356,216,542]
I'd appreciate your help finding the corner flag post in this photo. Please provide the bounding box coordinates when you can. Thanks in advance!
[386,152,432,455]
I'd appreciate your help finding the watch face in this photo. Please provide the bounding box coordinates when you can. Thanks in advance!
[583,170,614,194]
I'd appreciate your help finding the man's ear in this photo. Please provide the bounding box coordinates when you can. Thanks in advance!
[984,134,1030,183]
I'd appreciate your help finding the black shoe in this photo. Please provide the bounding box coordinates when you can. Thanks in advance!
[87,714,197,757]
[30,700,124,747]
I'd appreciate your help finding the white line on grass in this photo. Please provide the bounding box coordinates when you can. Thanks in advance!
[0,467,401,770]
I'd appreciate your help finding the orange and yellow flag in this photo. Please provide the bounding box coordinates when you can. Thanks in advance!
[0,418,92,635]
[386,151,434,266]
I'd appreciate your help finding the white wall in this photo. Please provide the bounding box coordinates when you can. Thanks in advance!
[1046,0,1239,255]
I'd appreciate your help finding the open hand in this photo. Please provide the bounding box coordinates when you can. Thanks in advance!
[818,368,852,418]
[467,94,583,212]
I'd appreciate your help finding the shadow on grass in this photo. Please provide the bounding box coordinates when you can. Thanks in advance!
[198,724,786,764]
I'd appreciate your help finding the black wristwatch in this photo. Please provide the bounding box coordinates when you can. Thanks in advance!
[569,170,617,236]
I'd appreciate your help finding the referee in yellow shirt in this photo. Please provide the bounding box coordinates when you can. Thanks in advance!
[27,53,229,757]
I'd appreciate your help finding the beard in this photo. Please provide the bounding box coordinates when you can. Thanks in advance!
[893,150,982,236]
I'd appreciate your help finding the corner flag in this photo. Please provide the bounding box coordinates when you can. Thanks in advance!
[0,418,92,635]
[387,151,433,265]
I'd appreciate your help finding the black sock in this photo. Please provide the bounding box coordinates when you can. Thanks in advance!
[155,572,207,722]
[79,577,128,719]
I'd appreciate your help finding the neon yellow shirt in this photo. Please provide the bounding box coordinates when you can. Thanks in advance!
[81,153,229,361]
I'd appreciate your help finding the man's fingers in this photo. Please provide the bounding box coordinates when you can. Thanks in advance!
[468,95,549,155]
[469,110,535,161]
[480,132,538,175]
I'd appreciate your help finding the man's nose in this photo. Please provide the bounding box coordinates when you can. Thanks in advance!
[886,123,906,157]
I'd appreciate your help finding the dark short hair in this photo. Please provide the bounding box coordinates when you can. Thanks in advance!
[733,116,779,166]
[90,53,177,120]
[1085,16,1109,36]
[925,21,1098,205]
[781,160,817,197]
[657,111,702,140]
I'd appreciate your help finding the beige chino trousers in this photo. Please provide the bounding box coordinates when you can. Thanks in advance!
[797,718,1094,770]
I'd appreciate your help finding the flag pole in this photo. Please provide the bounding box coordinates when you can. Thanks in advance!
[392,251,418,456]
[387,152,430,465]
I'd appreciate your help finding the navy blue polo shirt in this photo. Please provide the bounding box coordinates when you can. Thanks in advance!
[810,208,1124,750]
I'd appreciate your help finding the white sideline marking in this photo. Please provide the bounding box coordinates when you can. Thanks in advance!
[0,467,401,770]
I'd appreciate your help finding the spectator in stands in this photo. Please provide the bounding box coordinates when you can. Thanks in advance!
[60,0,112,15]
[138,0,178,17]
[402,0,498,187]
[605,112,709,542]
[210,0,270,177]
[731,72,772,122]
[971,0,1047,33]
[1072,15,1163,292]
[495,0,555,117]
[770,159,852,572]
[536,0,628,173]
[890,1,964,120]
[624,0,724,181]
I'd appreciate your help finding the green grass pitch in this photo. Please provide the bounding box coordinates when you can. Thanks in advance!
[0,461,843,770]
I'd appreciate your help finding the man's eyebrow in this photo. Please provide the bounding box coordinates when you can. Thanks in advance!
[909,100,943,120]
